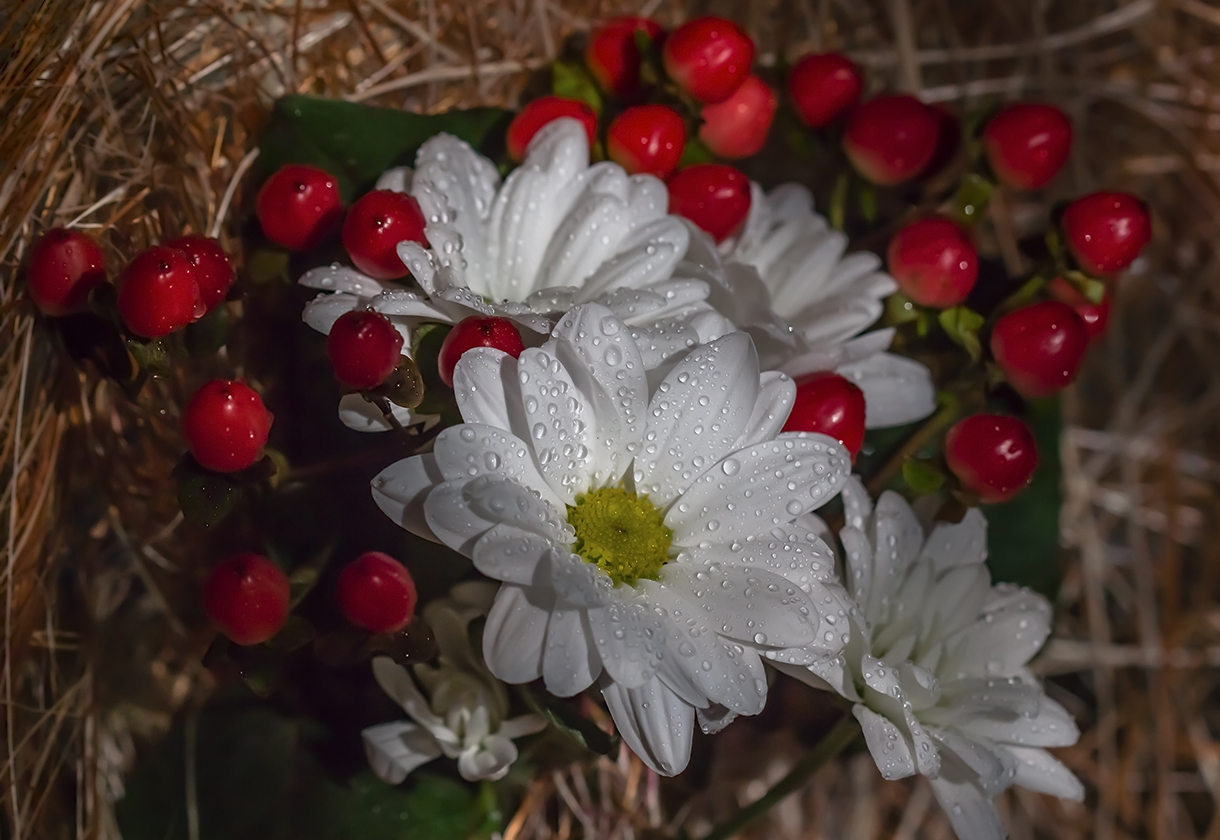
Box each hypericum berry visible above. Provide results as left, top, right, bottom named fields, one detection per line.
left=781, top=372, right=866, bottom=457
left=843, top=95, right=941, bottom=186
left=506, top=97, right=598, bottom=163
left=25, top=228, right=107, bottom=317
left=336, top=551, right=418, bottom=635
left=662, top=16, right=754, bottom=104
left=327, top=310, right=404, bottom=390
left=698, top=75, right=776, bottom=159
left=204, top=552, right=290, bottom=646
left=1061, top=191, right=1151, bottom=276
left=182, top=379, right=274, bottom=473
left=607, top=105, right=686, bottom=179
left=117, top=246, right=202, bottom=338
left=1048, top=277, right=1111, bottom=342
left=887, top=217, right=978, bottom=308
left=256, top=164, right=343, bottom=251
left=666, top=164, right=751, bottom=243
left=341, top=190, right=428, bottom=281
left=164, top=236, right=233, bottom=312
left=990, top=301, right=1088, bottom=398
left=982, top=102, right=1072, bottom=190
left=585, top=16, right=664, bottom=99
left=944, top=414, right=1038, bottom=503
left=787, top=52, right=862, bottom=129
left=437, top=317, right=526, bottom=388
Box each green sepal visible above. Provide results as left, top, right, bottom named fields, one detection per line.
left=520, top=684, right=617, bottom=758
left=938, top=306, right=986, bottom=360
left=953, top=173, right=994, bottom=224
left=902, top=458, right=946, bottom=495
left=173, top=453, right=242, bottom=528
left=552, top=60, right=602, bottom=114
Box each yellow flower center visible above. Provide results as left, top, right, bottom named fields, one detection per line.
left=567, top=487, right=673, bottom=587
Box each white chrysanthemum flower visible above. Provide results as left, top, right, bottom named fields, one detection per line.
left=363, top=581, right=547, bottom=783
left=785, top=478, right=1082, bottom=839
left=370, top=304, right=852, bottom=775
left=699, top=183, right=936, bottom=428
left=300, top=118, right=729, bottom=432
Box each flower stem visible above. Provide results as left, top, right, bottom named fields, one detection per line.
left=700, top=712, right=858, bottom=840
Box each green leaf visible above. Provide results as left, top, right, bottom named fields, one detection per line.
left=552, top=60, right=602, bottom=114
left=857, top=181, right=877, bottom=225
left=266, top=614, right=316, bottom=653
left=520, top=684, right=616, bottom=757
left=937, top=306, right=985, bottom=360
left=286, top=542, right=335, bottom=608
left=259, top=96, right=512, bottom=203
left=828, top=172, right=849, bottom=231
left=1064, top=270, right=1106, bottom=304
left=902, top=458, right=946, bottom=495
left=174, top=454, right=242, bottom=528
left=885, top=292, right=920, bottom=325
left=127, top=337, right=171, bottom=375
left=952, top=173, right=994, bottom=224
left=246, top=247, right=291, bottom=285
left=411, top=323, right=460, bottom=420
left=677, top=137, right=715, bottom=168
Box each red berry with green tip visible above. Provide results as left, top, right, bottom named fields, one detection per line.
left=256, top=164, right=343, bottom=251
left=336, top=551, right=418, bottom=634
left=1061, top=191, right=1151, bottom=276
left=662, top=16, right=754, bottom=104
left=990, top=301, right=1088, bottom=398
left=887, top=217, right=978, bottom=308
left=1048, top=277, right=1111, bottom=342
left=982, top=102, right=1072, bottom=190
left=666, top=164, right=751, bottom=243
left=327, top=310, right=405, bottom=390
left=607, top=105, right=686, bottom=179
left=698, top=74, right=776, bottom=159
left=165, top=235, right=233, bottom=311
left=585, top=16, right=664, bottom=99
left=341, top=190, right=428, bottom=281
left=781, top=371, right=866, bottom=458
left=843, top=95, right=940, bottom=186
left=182, top=379, right=274, bottom=473
left=506, top=97, right=598, bottom=163
left=117, top=246, right=203, bottom=338
left=437, top=316, right=526, bottom=388
left=944, top=413, right=1038, bottom=503
left=25, top=228, right=107, bottom=316
left=788, top=52, right=862, bottom=129
left=205, top=552, right=290, bottom=646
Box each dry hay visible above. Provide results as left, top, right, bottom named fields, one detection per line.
left=1, top=0, right=1218, bottom=838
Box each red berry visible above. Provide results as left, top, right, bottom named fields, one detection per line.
left=256, top=164, right=343, bottom=251
left=1047, top=277, right=1111, bottom=343
left=164, top=236, right=233, bottom=312
left=437, top=317, right=526, bottom=388
left=25, top=228, right=106, bottom=316
left=982, top=102, right=1072, bottom=190
left=336, top=551, right=418, bottom=634
left=607, top=105, right=686, bottom=179
left=327, top=310, right=404, bottom=390
left=341, top=190, right=428, bottom=281
left=666, top=164, right=751, bottom=243
left=887, top=217, right=978, bottom=308
left=1061, top=191, right=1151, bottom=277
left=843, top=95, right=940, bottom=186
left=788, top=52, right=862, bottom=129
left=944, top=414, right=1038, bottom=503
left=182, top=379, right=274, bottom=473
left=117, top=246, right=202, bottom=338
left=204, top=552, right=290, bottom=646
left=990, top=301, right=1088, bottom=398
left=698, top=75, right=776, bottom=159
left=662, top=16, right=755, bottom=104
left=506, top=97, right=598, bottom=163
left=586, top=16, right=665, bottom=99
left=781, top=372, right=866, bottom=457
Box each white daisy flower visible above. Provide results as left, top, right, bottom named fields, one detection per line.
left=362, top=581, right=547, bottom=783
left=698, top=183, right=936, bottom=428
left=301, top=118, right=730, bottom=432
left=784, top=478, right=1082, bottom=839
left=370, top=303, right=852, bottom=775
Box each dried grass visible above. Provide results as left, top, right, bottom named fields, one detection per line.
left=1, top=0, right=1217, bottom=838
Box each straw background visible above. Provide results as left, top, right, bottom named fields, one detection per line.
left=1, top=0, right=1216, bottom=837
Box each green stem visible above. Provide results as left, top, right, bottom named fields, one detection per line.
left=700, top=712, right=858, bottom=840
left=865, top=396, right=965, bottom=498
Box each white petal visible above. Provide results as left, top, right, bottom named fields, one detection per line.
left=864, top=491, right=925, bottom=616
left=840, top=475, right=874, bottom=532
left=371, top=657, right=444, bottom=729
left=412, top=134, right=499, bottom=289
left=853, top=704, right=917, bottom=781
left=516, top=345, right=597, bottom=504
left=838, top=352, right=937, bottom=429
left=601, top=674, right=694, bottom=776
left=362, top=721, right=443, bottom=784
left=840, top=527, right=876, bottom=610
left=691, top=523, right=837, bottom=594
left=457, top=735, right=518, bottom=781
left=920, top=564, right=992, bottom=652
left=731, top=371, right=797, bottom=451
left=958, top=694, right=1080, bottom=748
left=299, top=265, right=384, bottom=296
left=483, top=584, right=553, bottom=684
left=374, top=166, right=413, bottom=193
left=433, top=423, right=561, bottom=509
left=696, top=704, right=738, bottom=735
left=452, top=347, right=517, bottom=431
left=372, top=455, right=443, bottom=541
left=371, top=289, right=450, bottom=320
left=302, top=292, right=360, bottom=335
left=920, top=508, right=988, bottom=572
left=635, top=333, right=761, bottom=507
left=547, top=548, right=615, bottom=608
left=668, top=434, right=851, bottom=542
left=939, top=586, right=1052, bottom=680
left=1006, top=746, right=1085, bottom=800
left=931, top=727, right=1010, bottom=794
left=929, top=758, right=1008, bottom=840
left=663, top=562, right=815, bottom=648
left=472, top=524, right=553, bottom=585
left=578, top=218, right=689, bottom=300
left=542, top=606, right=601, bottom=696
left=793, top=296, right=883, bottom=348
left=498, top=714, right=549, bottom=740
left=629, top=322, right=701, bottom=370
left=338, top=393, right=421, bottom=433
left=585, top=598, right=666, bottom=689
